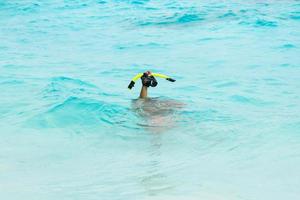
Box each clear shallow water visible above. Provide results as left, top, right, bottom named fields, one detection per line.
left=1, top=0, right=300, bottom=199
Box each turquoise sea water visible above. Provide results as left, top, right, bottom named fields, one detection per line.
left=1, top=1, right=300, bottom=199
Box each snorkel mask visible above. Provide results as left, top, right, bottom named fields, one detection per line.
left=141, top=71, right=158, bottom=88
left=128, top=71, right=176, bottom=89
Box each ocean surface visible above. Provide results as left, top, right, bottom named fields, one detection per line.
left=1, top=0, right=300, bottom=199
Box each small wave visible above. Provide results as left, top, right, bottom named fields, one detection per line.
left=280, top=63, right=292, bottom=68
left=128, top=0, right=150, bottom=5
left=279, top=44, right=296, bottom=49
left=218, top=10, right=238, bottom=19
left=290, top=11, right=300, bottom=20
left=198, top=37, right=215, bottom=42
left=239, top=18, right=278, bottom=28
left=213, top=81, right=239, bottom=88
left=179, top=108, right=238, bottom=124
left=137, top=12, right=205, bottom=27
left=254, top=19, right=278, bottom=27
left=115, top=42, right=167, bottom=50
left=0, top=79, right=24, bottom=85
left=1, top=2, right=41, bottom=15
left=51, top=76, right=98, bottom=88
left=42, top=76, right=99, bottom=100
left=230, top=95, right=273, bottom=106
left=97, top=1, right=107, bottom=4
left=239, top=8, right=259, bottom=14
left=29, top=97, right=129, bottom=128
left=263, top=78, right=285, bottom=86
left=55, top=2, right=89, bottom=10
left=177, top=13, right=203, bottom=23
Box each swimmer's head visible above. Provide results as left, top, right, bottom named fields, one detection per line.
left=141, top=71, right=158, bottom=88
left=128, top=71, right=176, bottom=90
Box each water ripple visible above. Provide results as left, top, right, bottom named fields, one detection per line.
left=29, top=97, right=129, bottom=128
left=137, top=12, right=205, bottom=27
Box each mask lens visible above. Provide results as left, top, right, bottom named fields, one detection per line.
left=144, top=78, right=151, bottom=87
left=150, top=77, right=157, bottom=87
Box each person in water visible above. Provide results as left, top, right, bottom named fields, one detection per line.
left=139, top=71, right=158, bottom=98
left=129, top=71, right=182, bottom=132
left=127, top=70, right=176, bottom=98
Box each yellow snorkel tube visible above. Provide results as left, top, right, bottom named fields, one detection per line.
left=128, top=72, right=176, bottom=89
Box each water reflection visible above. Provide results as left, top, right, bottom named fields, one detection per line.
left=140, top=135, right=175, bottom=197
